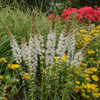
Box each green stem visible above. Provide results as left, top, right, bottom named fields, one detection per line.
left=30, top=79, right=34, bottom=100
left=23, top=80, right=27, bottom=100
left=62, top=84, right=67, bottom=100
left=41, top=72, right=44, bottom=100
left=54, top=79, right=57, bottom=100
left=46, top=92, right=48, bottom=100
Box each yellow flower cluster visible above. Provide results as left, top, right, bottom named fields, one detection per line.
left=90, top=30, right=99, bottom=36
left=75, top=83, right=100, bottom=99
left=73, top=65, right=100, bottom=99
left=85, top=74, right=90, bottom=82
left=0, top=75, right=3, bottom=79
left=76, top=28, right=99, bottom=50
left=96, top=25, right=100, bottom=30
left=79, top=36, right=91, bottom=45
left=80, top=29, right=87, bottom=34
left=84, top=68, right=93, bottom=74
left=75, top=81, right=80, bottom=85
left=74, top=71, right=79, bottom=75
left=23, top=73, right=30, bottom=80
left=1, top=97, right=7, bottom=100
left=84, top=67, right=97, bottom=74
left=0, top=58, right=7, bottom=64
left=61, top=54, right=67, bottom=62
left=88, top=50, right=95, bottom=54
left=80, top=63, right=87, bottom=66
left=67, top=81, right=72, bottom=85
left=8, top=64, right=20, bottom=70
left=91, top=67, right=97, bottom=72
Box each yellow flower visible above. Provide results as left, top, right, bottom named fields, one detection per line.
left=91, top=67, right=97, bottom=72
left=53, top=73, right=56, bottom=77
left=0, top=58, right=7, bottom=64
left=80, top=40, right=86, bottom=45
left=75, top=90, right=78, bottom=93
left=91, top=30, right=95, bottom=34
left=93, top=88, right=99, bottom=92
left=85, top=77, right=90, bottom=81
left=23, top=73, right=30, bottom=80
left=87, top=89, right=91, bottom=93
left=91, top=58, right=93, bottom=60
left=81, top=93, right=86, bottom=97
left=88, top=50, right=95, bottom=54
left=74, top=86, right=80, bottom=93
left=84, top=37, right=90, bottom=42
left=67, top=82, right=72, bottom=85
left=8, top=64, right=20, bottom=70
left=96, top=30, right=99, bottom=33
left=75, top=86, right=80, bottom=89
left=81, top=34, right=86, bottom=37
left=96, top=25, right=100, bottom=30
left=54, top=57, right=58, bottom=60
left=84, top=74, right=89, bottom=77
left=91, top=75, right=99, bottom=81
left=92, top=93, right=100, bottom=98
left=44, top=61, right=46, bottom=64
left=85, top=95, right=89, bottom=99
left=74, top=71, right=79, bottom=75
left=81, top=63, right=86, bottom=66
left=94, top=33, right=99, bottom=36
left=43, top=69, right=46, bottom=73
left=50, top=65, right=53, bottom=69
left=75, top=81, right=80, bottom=85
left=0, top=75, right=3, bottom=79
left=1, top=97, right=7, bottom=100
left=61, top=54, right=67, bottom=62
left=98, top=61, right=100, bottom=63
left=91, top=30, right=99, bottom=34
left=80, top=29, right=87, bottom=33
left=97, top=93, right=100, bottom=97
left=82, top=83, right=85, bottom=87
left=81, top=89, right=85, bottom=93
left=84, top=68, right=93, bottom=74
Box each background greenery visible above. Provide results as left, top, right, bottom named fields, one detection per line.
left=1, top=0, right=100, bottom=14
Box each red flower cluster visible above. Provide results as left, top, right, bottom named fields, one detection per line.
left=49, top=6, right=100, bottom=23
left=48, top=14, right=60, bottom=21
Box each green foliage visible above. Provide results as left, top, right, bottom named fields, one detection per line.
left=56, top=0, right=100, bottom=14
left=1, top=0, right=59, bottom=12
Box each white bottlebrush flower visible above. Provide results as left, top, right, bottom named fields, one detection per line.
left=56, top=31, right=69, bottom=58
left=29, top=33, right=38, bottom=75
left=21, top=38, right=29, bottom=66
left=5, top=26, right=22, bottom=64
left=67, top=34, right=76, bottom=64
left=71, top=50, right=83, bottom=67
left=10, top=37, right=22, bottom=64
left=36, top=33, right=44, bottom=55
left=46, top=27, right=56, bottom=66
